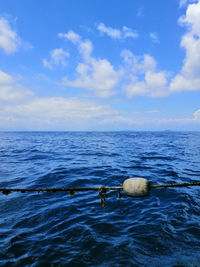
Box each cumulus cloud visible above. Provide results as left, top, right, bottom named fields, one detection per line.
left=170, top=1, right=200, bottom=92
left=97, top=23, right=138, bottom=39
left=121, top=50, right=168, bottom=97
left=63, top=59, right=120, bottom=97
left=121, top=50, right=157, bottom=73
left=52, top=2, right=200, bottom=100
left=120, top=1, right=200, bottom=98
left=0, top=69, right=33, bottom=101
left=60, top=30, right=121, bottom=97
left=124, top=71, right=168, bottom=98
left=43, top=48, right=69, bottom=69
left=0, top=17, right=21, bottom=54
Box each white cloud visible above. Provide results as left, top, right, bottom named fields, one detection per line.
left=43, top=48, right=69, bottom=69
left=0, top=78, right=199, bottom=130
left=79, top=40, right=93, bottom=60
left=121, top=50, right=157, bottom=73
left=58, top=2, right=200, bottom=100
left=63, top=59, right=120, bottom=97
left=0, top=69, right=13, bottom=84
left=121, top=50, right=168, bottom=97
left=0, top=70, right=126, bottom=130
left=0, top=17, right=21, bottom=54
left=97, top=23, right=121, bottom=39
left=120, top=1, right=200, bottom=98
left=123, top=26, right=138, bottom=39
left=58, top=30, right=81, bottom=44
left=0, top=85, right=32, bottom=102
left=170, top=75, right=200, bottom=92
left=0, top=97, right=119, bottom=130
left=170, top=1, right=200, bottom=92
left=60, top=30, right=121, bottom=97
left=124, top=71, right=168, bottom=98
left=97, top=23, right=138, bottom=39
left=144, top=71, right=168, bottom=97
left=4, top=97, right=115, bottom=119
left=149, top=32, right=159, bottom=44
left=58, top=30, right=93, bottom=59
left=0, top=69, right=33, bottom=101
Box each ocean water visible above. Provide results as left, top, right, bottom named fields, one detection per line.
left=0, top=131, right=200, bottom=266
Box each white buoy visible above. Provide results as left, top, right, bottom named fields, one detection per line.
left=123, top=177, right=150, bottom=197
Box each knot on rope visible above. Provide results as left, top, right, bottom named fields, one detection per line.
left=98, top=187, right=107, bottom=208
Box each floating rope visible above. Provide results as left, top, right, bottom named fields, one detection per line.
left=151, top=181, right=200, bottom=188
left=0, top=186, right=122, bottom=194
left=1, top=180, right=200, bottom=207
left=0, top=186, right=123, bottom=207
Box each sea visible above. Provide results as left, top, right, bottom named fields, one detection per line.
left=0, top=131, right=200, bottom=266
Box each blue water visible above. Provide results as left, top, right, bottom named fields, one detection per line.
left=0, top=132, right=200, bottom=266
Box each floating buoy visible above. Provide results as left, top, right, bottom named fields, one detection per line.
left=123, top=177, right=150, bottom=197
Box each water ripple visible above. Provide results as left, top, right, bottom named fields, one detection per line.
left=0, top=131, right=200, bottom=266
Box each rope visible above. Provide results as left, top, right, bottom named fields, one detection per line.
left=0, top=186, right=123, bottom=207
left=0, top=186, right=122, bottom=194
left=1, top=181, right=200, bottom=207
left=150, top=181, right=200, bottom=188
left=0, top=181, right=200, bottom=194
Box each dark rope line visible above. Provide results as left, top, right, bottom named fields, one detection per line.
left=150, top=181, right=200, bottom=188
left=1, top=182, right=200, bottom=207
left=0, top=181, right=200, bottom=194
left=0, top=186, right=123, bottom=194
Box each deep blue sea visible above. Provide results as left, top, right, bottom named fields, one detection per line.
left=0, top=131, right=200, bottom=266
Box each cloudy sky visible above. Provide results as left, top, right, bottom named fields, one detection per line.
left=0, top=0, right=200, bottom=131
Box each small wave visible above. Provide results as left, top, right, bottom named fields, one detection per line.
left=0, top=131, right=200, bottom=266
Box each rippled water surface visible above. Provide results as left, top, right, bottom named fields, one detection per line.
left=0, top=131, right=200, bottom=266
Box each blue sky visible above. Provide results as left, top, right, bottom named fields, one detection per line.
left=0, top=0, right=200, bottom=130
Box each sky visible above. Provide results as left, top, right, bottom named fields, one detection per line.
left=0, top=0, right=200, bottom=131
